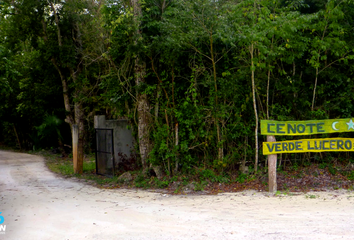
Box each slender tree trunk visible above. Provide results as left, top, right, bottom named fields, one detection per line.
left=311, top=67, right=319, bottom=111
left=267, top=69, right=271, bottom=120
left=175, top=122, right=179, bottom=173
left=155, top=84, right=161, bottom=125
left=13, top=124, right=21, bottom=150
left=210, top=33, right=223, bottom=161
left=49, top=2, right=84, bottom=173
left=165, top=109, right=171, bottom=174
left=312, top=21, right=328, bottom=111
left=74, top=118, right=84, bottom=174
left=250, top=43, right=259, bottom=173
left=266, top=36, right=274, bottom=120
left=51, top=59, right=74, bottom=125
left=241, top=136, right=247, bottom=174
left=133, top=0, right=151, bottom=169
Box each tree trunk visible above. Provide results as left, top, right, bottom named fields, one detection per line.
left=13, top=123, right=21, bottom=150
left=250, top=43, right=259, bottom=173
left=175, top=122, right=179, bottom=173
left=266, top=36, right=274, bottom=120
left=133, top=0, right=151, bottom=169
left=49, top=1, right=85, bottom=173
left=51, top=59, right=74, bottom=125
left=312, top=21, right=328, bottom=112
left=73, top=82, right=85, bottom=174
left=241, top=136, right=247, bottom=174
left=135, top=61, right=151, bottom=169
left=311, top=67, right=319, bottom=111
left=267, top=69, right=271, bottom=120
left=210, top=33, right=223, bottom=161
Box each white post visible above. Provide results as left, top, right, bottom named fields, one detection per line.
left=72, top=124, right=79, bottom=174
left=267, top=135, right=277, bottom=193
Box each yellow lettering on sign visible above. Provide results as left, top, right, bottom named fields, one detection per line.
left=263, top=138, right=354, bottom=155
left=261, top=118, right=354, bottom=135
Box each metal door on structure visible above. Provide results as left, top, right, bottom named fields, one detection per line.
left=95, top=128, right=115, bottom=177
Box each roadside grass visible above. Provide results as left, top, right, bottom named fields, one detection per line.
left=41, top=151, right=94, bottom=175
left=42, top=152, right=95, bottom=176
left=39, top=150, right=123, bottom=187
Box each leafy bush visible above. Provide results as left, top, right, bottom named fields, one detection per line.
left=194, top=181, right=208, bottom=191
left=348, top=171, right=354, bottom=181
left=328, top=166, right=337, bottom=175
left=154, top=178, right=170, bottom=189
left=235, top=173, right=247, bottom=183
left=199, top=169, right=216, bottom=181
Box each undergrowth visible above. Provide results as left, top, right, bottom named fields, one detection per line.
left=29, top=150, right=354, bottom=194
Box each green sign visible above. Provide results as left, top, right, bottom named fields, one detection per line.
left=261, top=118, right=354, bottom=136
left=263, top=138, right=354, bottom=155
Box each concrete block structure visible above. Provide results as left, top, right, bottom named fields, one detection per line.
left=94, top=115, right=135, bottom=171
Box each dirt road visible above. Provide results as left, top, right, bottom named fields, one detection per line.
left=0, top=150, right=354, bottom=240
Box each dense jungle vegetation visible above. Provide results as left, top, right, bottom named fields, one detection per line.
left=1, top=0, right=354, bottom=186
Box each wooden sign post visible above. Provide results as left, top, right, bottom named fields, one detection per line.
left=267, top=135, right=277, bottom=193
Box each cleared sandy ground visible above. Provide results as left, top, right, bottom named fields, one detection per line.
left=0, top=150, right=354, bottom=240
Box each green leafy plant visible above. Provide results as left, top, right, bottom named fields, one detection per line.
left=182, top=176, right=190, bottom=186
left=319, top=163, right=327, bottom=169
left=199, top=169, right=216, bottom=181
left=348, top=171, right=354, bottom=181
left=154, top=177, right=170, bottom=189
left=194, top=181, right=208, bottom=191
left=328, top=166, right=337, bottom=176
left=134, top=179, right=150, bottom=189
left=306, top=194, right=317, bottom=199
left=235, top=173, right=247, bottom=184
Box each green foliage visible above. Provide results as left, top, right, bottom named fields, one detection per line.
left=197, top=169, right=230, bottom=183
left=291, top=163, right=300, bottom=171
left=194, top=181, right=208, bottom=192
left=134, top=174, right=150, bottom=189
left=34, top=115, right=64, bottom=150
left=199, top=169, right=216, bottom=181
left=306, top=194, right=317, bottom=199
left=348, top=171, right=354, bottom=181
left=319, top=163, right=327, bottom=169
left=154, top=177, right=170, bottom=189
left=2, top=0, right=354, bottom=178
left=328, top=165, right=337, bottom=176
left=182, top=176, right=190, bottom=186
left=235, top=173, right=248, bottom=184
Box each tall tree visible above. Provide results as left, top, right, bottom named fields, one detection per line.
left=132, top=0, right=152, bottom=169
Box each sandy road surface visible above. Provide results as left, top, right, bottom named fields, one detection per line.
left=0, top=150, right=354, bottom=240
